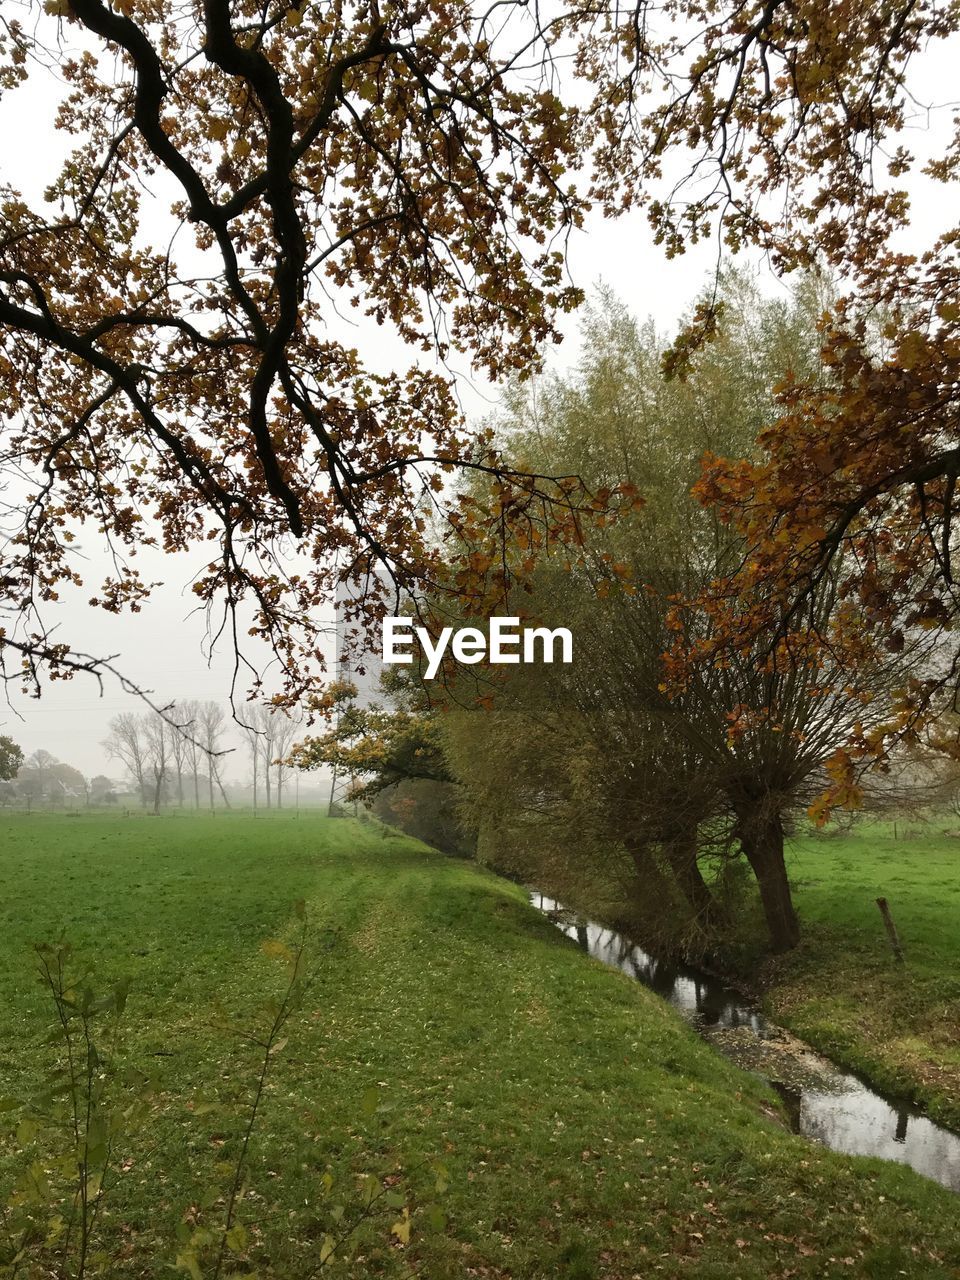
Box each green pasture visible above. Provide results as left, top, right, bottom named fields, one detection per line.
left=767, top=821, right=960, bottom=1131
left=0, top=812, right=958, bottom=1278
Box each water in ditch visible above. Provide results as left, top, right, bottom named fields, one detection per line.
left=531, top=894, right=960, bottom=1194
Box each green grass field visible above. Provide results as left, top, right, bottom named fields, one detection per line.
left=1, top=812, right=959, bottom=1278
left=767, top=821, right=960, bottom=1130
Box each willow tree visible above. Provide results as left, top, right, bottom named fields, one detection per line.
left=438, top=278, right=928, bottom=951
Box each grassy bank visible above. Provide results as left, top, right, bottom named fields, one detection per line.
left=1, top=812, right=959, bottom=1278
left=760, top=821, right=960, bottom=1132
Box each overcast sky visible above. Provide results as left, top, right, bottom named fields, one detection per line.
left=1, top=23, right=956, bottom=778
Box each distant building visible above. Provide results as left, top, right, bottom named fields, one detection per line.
left=334, top=567, right=396, bottom=709
left=328, top=566, right=396, bottom=812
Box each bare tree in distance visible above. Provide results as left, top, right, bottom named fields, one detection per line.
left=168, top=705, right=189, bottom=808
left=244, top=706, right=277, bottom=811
left=243, top=718, right=261, bottom=815
left=143, top=714, right=170, bottom=815
left=103, top=715, right=147, bottom=806
left=198, top=702, right=231, bottom=811
left=239, top=705, right=301, bottom=811
left=177, top=700, right=204, bottom=810
left=260, top=715, right=276, bottom=812
left=271, top=711, right=302, bottom=810
left=103, top=703, right=233, bottom=811
left=27, top=750, right=56, bottom=802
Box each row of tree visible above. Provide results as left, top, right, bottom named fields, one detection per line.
left=103, top=704, right=231, bottom=814
left=0, top=701, right=309, bottom=814
left=103, top=702, right=303, bottom=813
left=239, top=705, right=302, bottom=812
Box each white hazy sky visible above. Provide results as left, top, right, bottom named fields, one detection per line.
left=1, top=20, right=956, bottom=777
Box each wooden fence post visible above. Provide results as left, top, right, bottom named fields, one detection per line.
left=876, top=897, right=905, bottom=963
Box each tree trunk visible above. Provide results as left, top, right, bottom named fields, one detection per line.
left=736, top=806, right=800, bottom=952
left=663, top=827, right=720, bottom=927
left=215, top=765, right=231, bottom=809
left=624, top=835, right=676, bottom=907
left=193, top=768, right=200, bottom=809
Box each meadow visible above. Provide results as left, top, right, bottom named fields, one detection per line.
left=766, top=821, right=960, bottom=1131
left=1, top=811, right=959, bottom=1278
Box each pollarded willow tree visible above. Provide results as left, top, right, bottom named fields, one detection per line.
left=434, top=279, right=933, bottom=951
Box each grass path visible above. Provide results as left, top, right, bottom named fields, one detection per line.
left=1, top=812, right=959, bottom=1278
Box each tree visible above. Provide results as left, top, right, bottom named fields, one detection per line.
left=103, top=713, right=147, bottom=804
left=240, top=703, right=300, bottom=808
left=14, top=760, right=43, bottom=807
left=240, top=705, right=274, bottom=809
left=198, top=702, right=230, bottom=810
left=14, top=751, right=88, bottom=807
left=579, top=0, right=960, bottom=776
left=689, top=326, right=960, bottom=798
left=292, top=677, right=451, bottom=802
left=143, top=713, right=171, bottom=814
left=260, top=714, right=276, bottom=812
left=89, top=774, right=118, bottom=805
left=586, top=0, right=956, bottom=277
left=0, top=735, right=23, bottom=782
left=4, top=0, right=956, bottom=754
left=270, top=709, right=302, bottom=808
left=0, top=0, right=601, bottom=704
left=243, top=717, right=261, bottom=814
left=27, top=749, right=57, bottom=797
left=177, top=700, right=204, bottom=809
left=50, top=760, right=87, bottom=804
left=437, top=282, right=923, bottom=950
left=168, top=703, right=190, bottom=807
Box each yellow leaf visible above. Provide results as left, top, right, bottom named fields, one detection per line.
left=391, top=1208, right=411, bottom=1245
left=897, top=330, right=927, bottom=370
left=261, top=939, right=293, bottom=963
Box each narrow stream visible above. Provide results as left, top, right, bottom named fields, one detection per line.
left=531, top=893, right=960, bottom=1194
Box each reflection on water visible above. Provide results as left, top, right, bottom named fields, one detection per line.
left=532, top=893, right=960, bottom=1194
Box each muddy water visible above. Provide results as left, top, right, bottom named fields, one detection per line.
left=532, top=894, right=960, bottom=1194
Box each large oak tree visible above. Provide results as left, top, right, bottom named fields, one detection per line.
left=0, top=0, right=594, bottom=700
left=2, top=0, right=957, bottom=729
